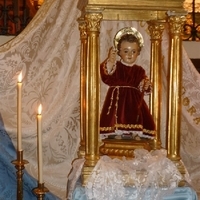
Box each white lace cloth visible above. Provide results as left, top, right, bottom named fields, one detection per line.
left=67, top=149, right=185, bottom=200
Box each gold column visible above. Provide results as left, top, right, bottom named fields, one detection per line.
left=81, top=12, right=102, bottom=185
left=78, top=18, right=87, bottom=158
left=167, top=13, right=186, bottom=180
left=148, top=21, right=165, bottom=150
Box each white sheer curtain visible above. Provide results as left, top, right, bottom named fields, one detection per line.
left=0, top=0, right=200, bottom=199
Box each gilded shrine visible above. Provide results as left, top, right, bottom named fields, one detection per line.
left=77, top=0, right=187, bottom=185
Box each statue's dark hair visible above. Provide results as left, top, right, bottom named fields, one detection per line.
left=117, top=34, right=141, bottom=52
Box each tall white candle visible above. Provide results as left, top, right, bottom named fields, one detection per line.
left=17, top=72, right=22, bottom=151
left=37, top=104, right=43, bottom=184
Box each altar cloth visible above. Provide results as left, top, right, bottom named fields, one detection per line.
left=67, top=152, right=198, bottom=200
left=71, top=179, right=198, bottom=200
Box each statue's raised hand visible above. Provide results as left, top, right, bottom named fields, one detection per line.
left=108, top=47, right=117, bottom=64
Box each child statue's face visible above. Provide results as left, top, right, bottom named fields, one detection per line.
left=118, top=41, right=140, bottom=65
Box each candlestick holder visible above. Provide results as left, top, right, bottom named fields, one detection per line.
left=32, top=182, right=49, bottom=200
left=11, top=150, right=29, bottom=200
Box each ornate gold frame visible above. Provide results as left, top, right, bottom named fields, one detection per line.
left=77, top=0, right=187, bottom=185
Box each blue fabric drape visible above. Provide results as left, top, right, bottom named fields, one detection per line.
left=0, top=122, right=60, bottom=200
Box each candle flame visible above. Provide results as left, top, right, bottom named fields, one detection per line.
left=38, top=104, right=42, bottom=115
left=18, top=72, right=22, bottom=82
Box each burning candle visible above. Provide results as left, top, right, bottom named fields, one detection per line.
left=37, top=104, right=43, bottom=184
left=17, top=72, right=22, bottom=151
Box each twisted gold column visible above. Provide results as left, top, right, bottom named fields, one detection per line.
left=12, top=150, right=29, bottom=200
left=167, top=14, right=186, bottom=182
left=148, top=21, right=165, bottom=150
left=78, top=18, right=87, bottom=158
left=81, top=12, right=102, bottom=185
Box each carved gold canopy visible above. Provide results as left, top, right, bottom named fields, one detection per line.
left=78, top=0, right=186, bottom=20
left=77, top=0, right=187, bottom=185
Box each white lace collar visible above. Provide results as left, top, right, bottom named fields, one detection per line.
left=120, top=59, right=135, bottom=67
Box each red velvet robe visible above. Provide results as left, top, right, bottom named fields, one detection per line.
left=100, top=60, right=155, bottom=138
